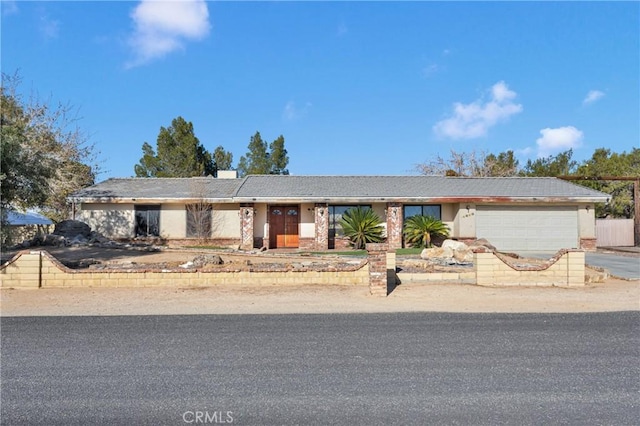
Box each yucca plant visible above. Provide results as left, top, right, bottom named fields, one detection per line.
left=339, top=207, right=385, bottom=250
left=403, top=215, right=450, bottom=248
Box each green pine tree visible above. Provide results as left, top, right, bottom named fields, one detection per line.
left=237, top=132, right=290, bottom=177
left=134, top=116, right=215, bottom=177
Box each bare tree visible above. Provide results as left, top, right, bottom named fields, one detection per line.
left=415, top=149, right=519, bottom=177
left=185, top=178, right=213, bottom=244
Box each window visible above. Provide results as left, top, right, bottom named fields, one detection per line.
left=403, top=205, right=441, bottom=220
left=135, top=205, right=160, bottom=237
left=186, top=204, right=212, bottom=238
left=328, top=205, right=372, bottom=237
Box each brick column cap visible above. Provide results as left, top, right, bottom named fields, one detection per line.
left=366, top=243, right=389, bottom=252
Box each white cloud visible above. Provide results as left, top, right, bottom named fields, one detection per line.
left=127, top=0, right=211, bottom=68
left=283, top=101, right=312, bottom=121
left=583, top=90, right=605, bottom=105
left=433, top=81, right=523, bottom=139
left=37, top=9, right=60, bottom=40
left=422, top=63, right=439, bottom=78
left=536, top=126, right=584, bottom=157
left=2, top=1, right=19, bottom=16
left=422, top=49, right=451, bottom=78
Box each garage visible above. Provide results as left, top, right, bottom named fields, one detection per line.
left=476, top=205, right=579, bottom=252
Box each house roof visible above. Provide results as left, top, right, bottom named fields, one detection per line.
left=7, top=211, right=53, bottom=226
left=70, top=177, right=242, bottom=202
left=233, top=175, right=610, bottom=202
left=70, top=175, right=610, bottom=204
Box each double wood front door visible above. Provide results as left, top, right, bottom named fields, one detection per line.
left=269, top=206, right=299, bottom=248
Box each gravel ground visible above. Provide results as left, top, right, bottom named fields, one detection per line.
left=1, top=277, right=637, bottom=317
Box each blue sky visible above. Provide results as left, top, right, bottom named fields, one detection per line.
left=2, top=1, right=638, bottom=180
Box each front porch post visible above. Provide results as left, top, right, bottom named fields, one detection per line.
left=240, top=203, right=255, bottom=250
left=386, top=202, right=403, bottom=249
left=314, top=203, right=329, bottom=251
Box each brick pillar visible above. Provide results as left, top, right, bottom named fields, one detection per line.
left=366, top=243, right=389, bottom=296
left=239, top=204, right=255, bottom=250
left=386, top=202, right=403, bottom=249
left=473, top=247, right=494, bottom=287
left=314, top=203, right=329, bottom=251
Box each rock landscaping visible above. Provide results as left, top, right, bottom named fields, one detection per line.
left=4, top=221, right=602, bottom=283
left=394, top=238, right=491, bottom=273
left=7, top=219, right=162, bottom=252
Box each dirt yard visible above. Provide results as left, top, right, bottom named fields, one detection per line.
left=1, top=246, right=638, bottom=316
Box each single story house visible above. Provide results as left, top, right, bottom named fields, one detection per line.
left=69, top=174, right=610, bottom=252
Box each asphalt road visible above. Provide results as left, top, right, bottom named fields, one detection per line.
left=2, top=313, right=638, bottom=425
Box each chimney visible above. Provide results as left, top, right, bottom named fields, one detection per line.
left=217, top=170, right=238, bottom=179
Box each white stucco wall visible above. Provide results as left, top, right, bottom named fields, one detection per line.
left=452, top=203, right=476, bottom=239
left=164, top=203, right=242, bottom=239
left=214, top=204, right=241, bottom=239
left=440, top=203, right=455, bottom=236
left=370, top=203, right=388, bottom=235
left=299, top=203, right=315, bottom=238
left=578, top=204, right=596, bottom=238
left=252, top=204, right=266, bottom=240
left=78, top=203, right=134, bottom=238
left=78, top=200, right=598, bottom=245
left=160, top=204, right=186, bottom=238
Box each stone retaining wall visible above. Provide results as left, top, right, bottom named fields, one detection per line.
left=397, top=272, right=476, bottom=284
left=1, top=248, right=587, bottom=291
left=0, top=251, right=369, bottom=289
left=474, top=249, right=585, bottom=287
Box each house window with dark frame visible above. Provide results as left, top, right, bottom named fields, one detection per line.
left=186, top=204, right=212, bottom=238
left=403, top=205, right=442, bottom=220
left=328, top=205, right=372, bottom=237
left=134, top=205, right=160, bottom=237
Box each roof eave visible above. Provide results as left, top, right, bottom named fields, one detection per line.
left=71, top=197, right=236, bottom=204
left=232, top=195, right=610, bottom=204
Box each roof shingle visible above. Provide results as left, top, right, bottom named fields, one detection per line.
left=234, top=175, right=609, bottom=201
left=70, top=175, right=610, bottom=202
left=70, top=177, right=241, bottom=200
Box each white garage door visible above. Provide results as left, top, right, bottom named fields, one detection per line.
left=476, top=205, right=578, bottom=251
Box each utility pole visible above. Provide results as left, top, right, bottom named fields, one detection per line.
left=559, top=176, right=640, bottom=246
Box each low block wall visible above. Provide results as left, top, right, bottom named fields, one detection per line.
left=0, top=251, right=369, bottom=289
left=397, top=272, right=476, bottom=284
left=474, top=249, right=585, bottom=287
left=1, top=249, right=587, bottom=291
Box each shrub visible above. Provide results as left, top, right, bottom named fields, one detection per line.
left=339, top=207, right=385, bottom=250
left=403, top=215, right=450, bottom=248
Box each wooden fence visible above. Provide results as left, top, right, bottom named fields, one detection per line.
left=596, top=219, right=634, bottom=247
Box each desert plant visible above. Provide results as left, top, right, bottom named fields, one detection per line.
left=403, top=215, right=450, bottom=248
left=339, top=207, right=385, bottom=250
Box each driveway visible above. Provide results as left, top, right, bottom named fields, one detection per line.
left=518, top=249, right=640, bottom=280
